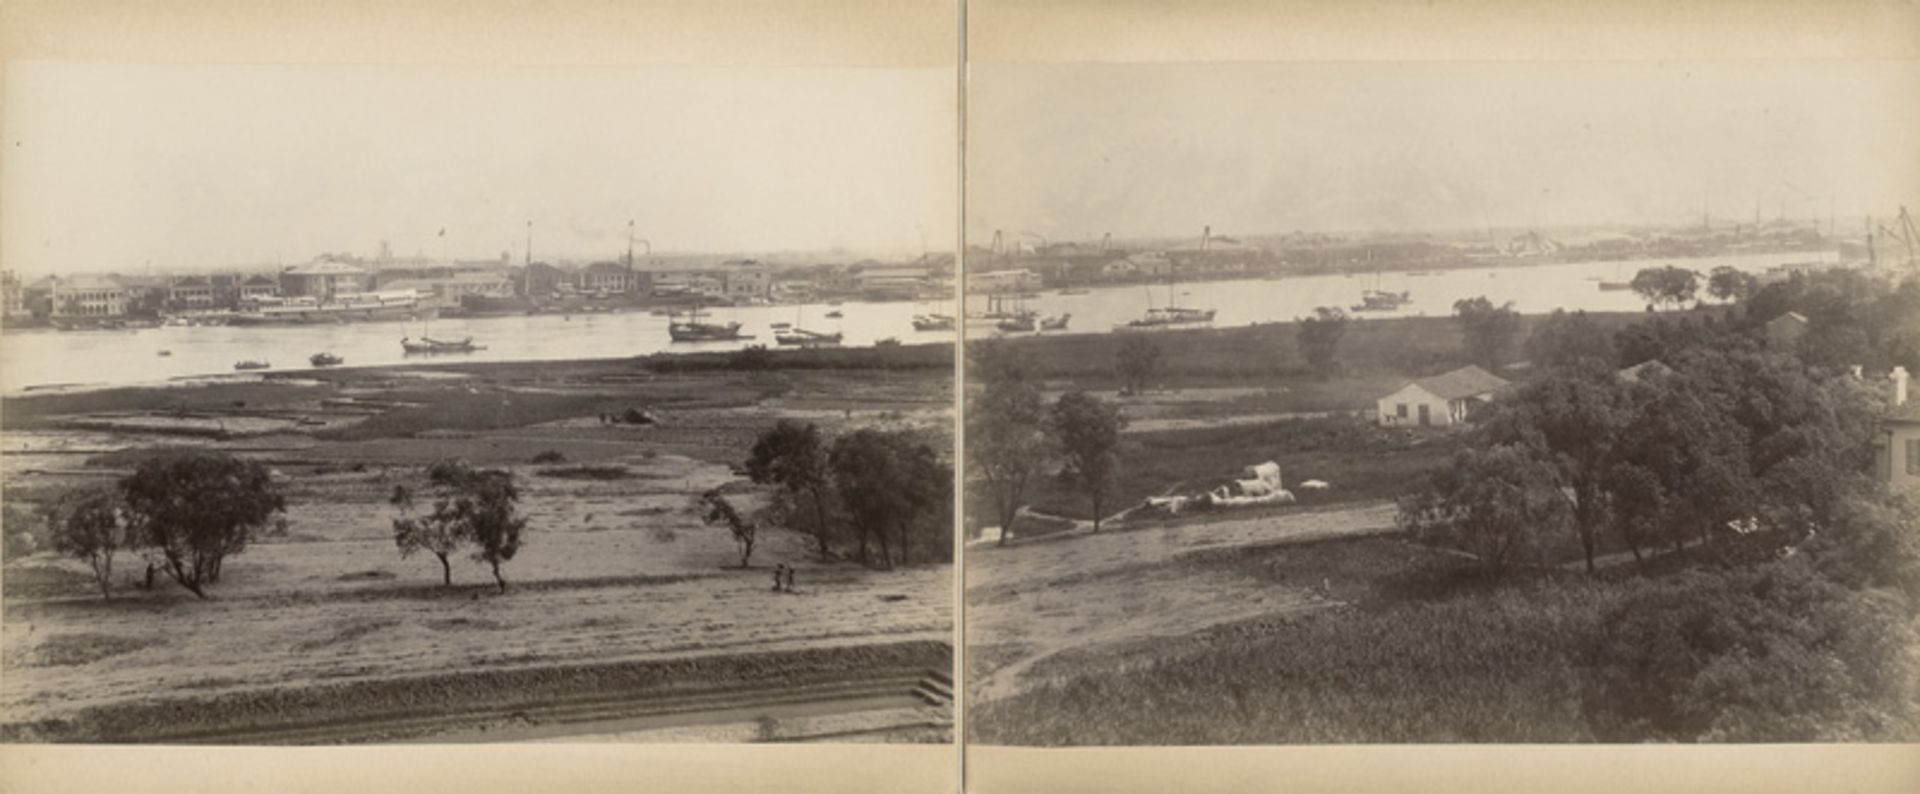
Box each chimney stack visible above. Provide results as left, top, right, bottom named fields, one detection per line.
left=1894, top=366, right=1910, bottom=406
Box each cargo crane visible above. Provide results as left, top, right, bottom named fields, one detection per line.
left=1871, top=205, right=1919, bottom=271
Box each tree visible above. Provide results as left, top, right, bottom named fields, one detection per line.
left=390, top=482, right=466, bottom=587
left=745, top=420, right=836, bottom=560
left=1707, top=266, right=1758, bottom=304
left=1397, top=445, right=1566, bottom=573
left=411, top=460, right=528, bottom=593
left=967, top=343, right=1051, bottom=546
left=1453, top=296, right=1522, bottom=370
left=699, top=490, right=758, bottom=568
left=1630, top=266, right=1701, bottom=310
left=48, top=487, right=130, bottom=600
left=1603, top=373, right=1757, bottom=559
left=1524, top=309, right=1617, bottom=372
left=829, top=429, right=948, bottom=568
left=118, top=451, right=283, bottom=598
left=457, top=466, right=527, bottom=593
left=1480, top=370, right=1637, bottom=573
left=1115, top=336, right=1162, bottom=395
left=1583, top=561, right=1920, bottom=742
left=1051, top=391, right=1128, bottom=531
left=1296, top=306, right=1348, bottom=378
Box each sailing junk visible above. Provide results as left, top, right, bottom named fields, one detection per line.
left=667, top=304, right=747, bottom=342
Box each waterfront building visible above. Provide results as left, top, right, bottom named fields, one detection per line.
left=281, top=258, right=372, bottom=299
left=36, top=274, right=131, bottom=318
left=167, top=276, right=217, bottom=309
left=1376, top=365, right=1510, bottom=427
left=966, top=268, right=1042, bottom=294
left=381, top=269, right=517, bottom=309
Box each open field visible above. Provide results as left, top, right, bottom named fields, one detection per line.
left=1, top=352, right=953, bottom=742
left=965, top=501, right=1404, bottom=704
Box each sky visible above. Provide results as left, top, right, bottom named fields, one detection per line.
left=966, top=61, right=1920, bottom=246
left=2, top=62, right=957, bottom=276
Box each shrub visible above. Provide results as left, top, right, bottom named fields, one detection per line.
left=1582, top=561, right=1920, bottom=742
left=530, top=450, right=567, bottom=464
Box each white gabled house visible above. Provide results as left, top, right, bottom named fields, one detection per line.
left=1376, top=365, right=1511, bottom=427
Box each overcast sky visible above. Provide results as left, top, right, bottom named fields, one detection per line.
left=3, top=62, right=957, bottom=276
left=967, top=61, right=1920, bottom=245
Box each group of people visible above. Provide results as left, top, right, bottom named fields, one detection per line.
left=771, top=563, right=799, bottom=593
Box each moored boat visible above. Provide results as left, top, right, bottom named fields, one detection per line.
left=234, top=359, right=271, bottom=371
left=310, top=352, right=344, bottom=367
left=400, top=336, right=483, bottom=354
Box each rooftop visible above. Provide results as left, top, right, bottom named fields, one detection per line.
left=1411, top=365, right=1511, bottom=401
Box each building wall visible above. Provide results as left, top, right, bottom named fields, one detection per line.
left=51, top=287, right=128, bottom=317
left=1376, top=384, right=1492, bottom=427
left=1377, top=384, right=1456, bottom=427
left=1880, top=423, right=1920, bottom=492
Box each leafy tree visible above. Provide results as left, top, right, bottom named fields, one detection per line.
left=47, top=487, right=131, bottom=600
left=699, top=490, right=758, bottom=568
left=390, top=482, right=467, bottom=586
left=1295, top=306, right=1348, bottom=378
left=745, top=420, right=836, bottom=560
left=1707, top=266, right=1758, bottom=303
left=1397, top=445, right=1566, bottom=573
left=829, top=428, right=948, bottom=568
left=1524, top=309, right=1617, bottom=372
left=1452, top=296, right=1522, bottom=370
left=1613, top=315, right=1745, bottom=371
left=1050, top=391, right=1128, bottom=532
left=1115, top=336, right=1163, bottom=396
left=416, top=460, right=528, bottom=593
left=118, top=451, right=284, bottom=598
left=1583, top=561, right=1920, bottom=742
left=967, top=343, right=1051, bottom=546
left=1603, top=374, right=1757, bottom=559
left=1630, top=266, right=1701, bottom=310
left=1480, top=370, right=1637, bottom=573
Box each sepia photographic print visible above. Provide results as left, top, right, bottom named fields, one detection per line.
left=0, top=45, right=958, bottom=749
left=6, top=0, right=1920, bottom=793
left=963, top=55, right=1920, bottom=748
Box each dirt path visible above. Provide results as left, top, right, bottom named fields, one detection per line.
left=965, top=502, right=1400, bottom=703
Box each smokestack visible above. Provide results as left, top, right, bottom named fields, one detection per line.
left=1202, top=225, right=1211, bottom=252
left=1894, top=366, right=1910, bottom=406
left=1101, top=232, right=1110, bottom=252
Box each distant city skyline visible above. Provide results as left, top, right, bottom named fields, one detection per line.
left=2, top=62, right=957, bottom=278
left=967, top=60, right=1920, bottom=245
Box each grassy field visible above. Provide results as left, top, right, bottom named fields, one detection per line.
left=0, top=355, right=954, bottom=741
left=972, top=311, right=1647, bottom=388
left=1015, top=415, right=1462, bottom=524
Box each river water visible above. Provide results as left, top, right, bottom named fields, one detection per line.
left=1, top=251, right=1821, bottom=393
left=964, top=251, right=1820, bottom=336
left=0, top=298, right=958, bottom=393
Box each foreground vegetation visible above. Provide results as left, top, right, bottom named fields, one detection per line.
left=971, top=269, right=1920, bottom=744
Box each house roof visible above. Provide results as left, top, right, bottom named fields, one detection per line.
left=1409, top=365, right=1511, bottom=401
left=1769, top=311, right=1808, bottom=326
left=242, top=274, right=279, bottom=286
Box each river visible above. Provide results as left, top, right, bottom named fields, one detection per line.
left=1, top=251, right=1824, bottom=393
left=964, top=251, right=1823, bottom=335
left=0, top=298, right=957, bottom=393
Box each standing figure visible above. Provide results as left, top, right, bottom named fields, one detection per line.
left=772, top=563, right=787, bottom=592
left=783, top=565, right=797, bottom=593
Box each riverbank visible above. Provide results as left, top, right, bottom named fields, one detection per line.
left=0, top=344, right=954, bottom=743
